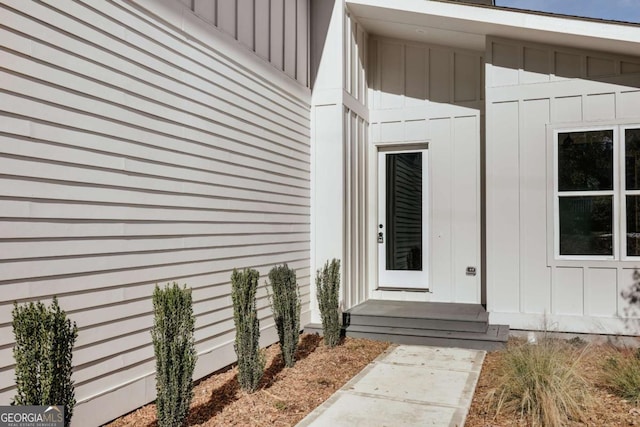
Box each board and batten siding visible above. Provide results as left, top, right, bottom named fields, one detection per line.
left=344, top=9, right=368, bottom=107
left=311, top=6, right=369, bottom=321
left=368, top=37, right=483, bottom=304
left=342, top=11, right=369, bottom=311
left=344, top=106, right=369, bottom=309
left=183, top=0, right=309, bottom=86
left=486, top=36, right=640, bottom=333
left=0, top=0, right=311, bottom=425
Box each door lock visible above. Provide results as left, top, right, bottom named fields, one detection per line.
left=378, top=232, right=384, bottom=243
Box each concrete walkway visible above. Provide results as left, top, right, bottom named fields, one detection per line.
left=296, top=345, right=485, bottom=427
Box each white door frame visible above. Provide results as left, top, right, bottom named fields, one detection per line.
left=377, top=148, right=429, bottom=289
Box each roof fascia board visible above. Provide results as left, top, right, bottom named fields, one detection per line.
left=346, top=0, right=640, bottom=45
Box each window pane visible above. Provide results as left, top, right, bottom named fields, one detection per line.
left=626, top=128, right=640, bottom=190
left=386, top=152, right=422, bottom=271
left=558, top=130, right=613, bottom=191
left=628, top=195, right=640, bottom=257
left=559, top=196, right=613, bottom=256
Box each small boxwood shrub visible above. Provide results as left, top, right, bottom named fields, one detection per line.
left=12, top=297, right=78, bottom=427
left=151, top=283, right=197, bottom=427
left=231, top=268, right=265, bottom=392
left=316, top=259, right=341, bottom=348
left=268, top=264, right=301, bottom=368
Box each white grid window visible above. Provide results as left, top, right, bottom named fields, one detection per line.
left=554, top=125, right=640, bottom=259
left=623, top=126, right=640, bottom=258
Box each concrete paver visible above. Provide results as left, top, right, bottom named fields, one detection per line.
left=296, top=345, right=485, bottom=427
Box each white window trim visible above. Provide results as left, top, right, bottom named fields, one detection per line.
left=622, top=124, right=640, bottom=260
left=550, top=122, right=640, bottom=264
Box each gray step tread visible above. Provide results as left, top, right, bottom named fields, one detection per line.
left=346, top=300, right=489, bottom=323
left=346, top=315, right=489, bottom=333
left=303, top=322, right=509, bottom=351
left=346, top=324, right=509, bottom=342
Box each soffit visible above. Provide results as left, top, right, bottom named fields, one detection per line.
left=347, top=0, right=640, bottom=55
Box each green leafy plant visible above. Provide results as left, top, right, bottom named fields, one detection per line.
left=486, top=338, right=592, bottom=426
left=316, top=259, right=341, bottom=347
left=602, top=347, right=640, bottom=404
left=267, top=264, right=301, bottom=368
left=151, top=283, right=197, bottom=427
left=12, top=297, right=78, bottom=427
left=231, top=268, right=265, bottom=392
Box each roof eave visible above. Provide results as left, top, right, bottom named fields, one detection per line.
left=347, top=0, right=640, bottom=55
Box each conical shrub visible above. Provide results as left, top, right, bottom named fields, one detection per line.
left=12, top=297, right=78, bottom=427
left=231, top=268, right=265, bottom=392
left=316, top=259, right=341, bottom=347
left=151, top=283, right=197, bottom=427
left=268, top=264, right=301, bottom=368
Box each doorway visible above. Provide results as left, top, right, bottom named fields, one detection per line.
left=377, top=149, right=429, bottom=289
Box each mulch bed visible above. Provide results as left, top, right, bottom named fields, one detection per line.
left=105, top=334, right=390, bottom=427
left=466, top=340, right=640, bottom=426
left=107, top=335, right=640, bottom=426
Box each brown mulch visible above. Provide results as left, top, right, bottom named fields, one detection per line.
left=466, top=340, right=640, bottom=427
left=107, top=335, right=640, bottom=427
left=105, top=334, right=390, bottom=427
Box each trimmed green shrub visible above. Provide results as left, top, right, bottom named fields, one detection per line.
left=231, top=268, right=265, bottom=392
left=487, top=338, right=592, bottom=426
left=316, top=259, right=341, bottom=347
left=12, top=297, right=78, bottom=427
left=268, top=264, right=301, bottom=368
left=151, top=283, right=197, bottom=427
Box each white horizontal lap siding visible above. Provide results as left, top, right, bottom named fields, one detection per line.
left=485, top=36, right=640, bottom=334
left=0, top=0, right=311, bottom=425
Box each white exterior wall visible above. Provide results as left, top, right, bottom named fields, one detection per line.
left=188, top=0, right=309, bottom=86
left=343, top=11, right=370, bottom=311
left=0, top=0, right=310, bottom=425
left=486, top=36, right=640, bottom=333
left=344, top=105, right=370, bottom=309
left=368, top=37, right=483, bottom=303
left=311, top=2, right=369, bottom=320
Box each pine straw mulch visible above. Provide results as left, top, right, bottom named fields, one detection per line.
left=466, top=339, right=640, bottom=427
left=106, top=335, right=640, bottom=427
left=105, top=334, right=390, bottom=427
